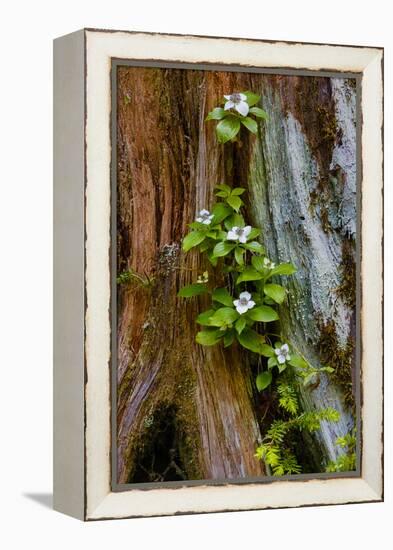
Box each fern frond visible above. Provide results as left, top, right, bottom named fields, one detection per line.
left=281, top=449, right=302, bottom=475
left=277, top=382, right=299, bottom=415
left=266, top=420, right=289, bottom=444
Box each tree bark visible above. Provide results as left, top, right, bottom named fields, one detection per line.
left=246, top=75, right=357, bottom=463
left=116, top=67, right=265, bottom=483
left=116, top=67, right=357, bottom=481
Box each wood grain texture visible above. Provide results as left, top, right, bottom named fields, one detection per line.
left=116, top=66, right=356, bottom=483
left=116, top=67, right=265, bottom=483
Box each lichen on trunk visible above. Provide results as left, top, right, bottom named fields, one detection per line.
left=246, top=76, right=357, bottom=464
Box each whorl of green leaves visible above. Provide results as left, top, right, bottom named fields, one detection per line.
left=206, top=91, right=268, bottom=144
left=179, top=183, right=296, bottom=367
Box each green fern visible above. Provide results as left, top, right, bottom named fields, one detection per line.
left=280, top=449, right=302, bottom=475
left=326, top=429, right=357, bottom=472
left=277, top=382, right=299, bottom=415
left=256, top=404, right=341, bottom=476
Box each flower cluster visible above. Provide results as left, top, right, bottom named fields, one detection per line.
left=178, top=91, right=341, bottom=476
left=179, top=183, right=301, bottom=380
left=227, top=226, right=252, bottom=243
left=206, top=90, right=268, bottom=144
left=224, top=93, right=249, bottom=116
left=196, top=209, right=214, bottom=225
left=233, top=291, right=255, bottom=314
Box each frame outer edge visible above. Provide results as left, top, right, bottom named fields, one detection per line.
left=83, top=29, right=384, bottom=520
left=53, top=29, right=86, bottom=521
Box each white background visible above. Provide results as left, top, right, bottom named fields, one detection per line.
left=0, top=0, right=391, bottom=548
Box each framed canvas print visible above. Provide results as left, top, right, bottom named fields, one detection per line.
left=53, top=29, right=383, bottom=520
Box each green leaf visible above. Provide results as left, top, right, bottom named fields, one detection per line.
left=196, top=309, right=216, bottom=326
left=215, top=183, right=232, bottom=193
left=216, top=116, right=241, bottom=144
left=256, top=371, right=272, bottom=391
left=268, top=356, right=278, bottom=369
left=322, top=366, right=335, bottom=374
left=188, top=221, right=209, bottom=231
left=212, top=287, right=233, bottom=307
left=206, top=107, right=226, bottom=120
left=199, top=238, right=214, bottom=252
left=236, top=267, right=263, bottom=284
left=249, top=107, right=268, bottom=119
left=216, top=230, right=228, bottom=240
left=251, top=255, right=265, bottom=272
left=235, top=316, right=247, bottom=334
left=247, top=305, right=279, bottom=322
left=264, top=283, right=286, bottom=304
left=208, top=307, right=238, bottom=327
left=278, top=362, right=287, bottom=373
left=303, top=372, right=317, bottom=386
left=237, top=327, right=266, bottom=354
left=241, top=117, right=258, bottom=134
left=182, top=231, right=206, bottom=252
left=178, top=283, right=209, bottom=298
left=242, top=241, right=265, bottom=254
left=224, top=213, right=245, bottom=230
left=234, top=247, right=245, bottom=265
left=207, top=250, right=218, bottom=266
left=247, top=228, right=261, bottom=240
left=270, top=263, right=297, bottom=277
left=231, top=187, right=246, bottom=196
left=226, top=195, right=243, bottom=212
left=243, top=91, right=261, bottom=107
left=196, top=329, right=223, bottom=346
left=223, top=330, right=235, bottom=347
left=260, top=344, right=276, bottom=357
left=288, top=354, right=308, bottom=369
left=211, top=202, right=232, bottom=224
left=212, top=241, right=236, bottom=257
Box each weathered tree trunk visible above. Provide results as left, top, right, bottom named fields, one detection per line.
left=116, top=67, right=357, bottom=482
left=246, top=75, right=357, bottom=463
left=116, top=68, right=265, bottom=483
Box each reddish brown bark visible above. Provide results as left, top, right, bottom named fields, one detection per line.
left=116, top=67, right=265, bottom=483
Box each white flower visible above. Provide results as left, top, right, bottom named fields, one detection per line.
left=227, top=225, right=252, bottom=244
left=233, top=291, right=256, bottom=315
left=197, top=271, right=209, bottom=284
left=263, top=257, right=276, bottom=269
left=275, top=343, right=291, bottom=364
left=196, top=209, right=214, bottom=225
left=224, top=93, right=249, bottom=117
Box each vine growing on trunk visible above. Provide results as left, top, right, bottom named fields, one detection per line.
left=179, top=90, right=341, bottom=475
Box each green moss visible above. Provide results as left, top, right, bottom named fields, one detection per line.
left=336, top=239, right=356, bottom=308
left=317, top=318, right=355, bottom=410
left=316, top=104, right=338, bottom=154
left=293, top=79, right=339, bottom=234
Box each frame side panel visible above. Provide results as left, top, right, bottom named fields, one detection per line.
left=53, top=29, right=85, bottom=520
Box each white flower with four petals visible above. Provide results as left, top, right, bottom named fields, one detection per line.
left=224, top=93, right=249, bottom=117
left=263, top=257, right=276, bottom=269
left=227, top=225, right=251, bottom=244
left=233, top=291, right=256, bottom=315
left=196, top=209, right=214, bottom=225
left=275, top=343, right=291, bottom=364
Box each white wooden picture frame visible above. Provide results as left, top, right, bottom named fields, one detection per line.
left=53, top=28, right=383, bottom=521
